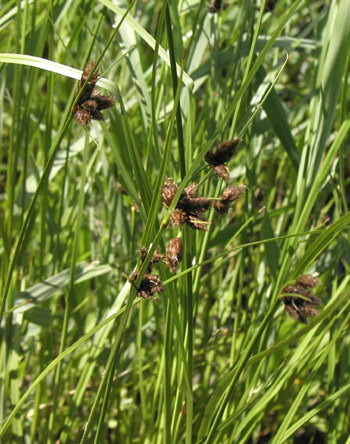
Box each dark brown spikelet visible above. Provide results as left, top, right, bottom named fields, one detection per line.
left=179, top=195, right=212, bottom=213
left=73, top=62, right=116, bottom=126
left=205, top=139, right=241, bottom=166
left=205, top=139, right=241, bottom=181
left=163, top=178, right=212, bottom=230
left=165, top=238, right=183, bottom=272
left=183, top=184, right=197, bottom=198
left=170, top=208, right=187, bottom=227
left=179, top=184, right=212, bottom=214
left=208, top=0, right=228, bottom=13
left=186, top=214, right=210, bottom=231
left=281, top=275, right=321, bottom=323
left=214, top=165, right=230, bottom=182
left=265, top=0, right=278, bottom=12
left=296, top=274, right=319, bottom=288
left=162, top=178, right=178, bottom=207
left=140, top=246, right=163, bottom=264
left=140, top=247, right=164, bottom=273
left=77, top=62, right=99, bottom=102
left=129, top=272, right=164, bottom=300
left=214, top=184, right=247, bottom=214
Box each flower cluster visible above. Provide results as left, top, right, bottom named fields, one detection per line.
left=205, top=139, right=241, bottom=181
left=208, top=0, right=228, bottom=13
left=281, top=275, right=321, bottom=323
left=72, top=62, right=116, bottom=126
left=162, top=178, right=246, bottom=228
left=131, top=137, right=245, bottom=301
left=162, top=179, right=212, bottom=231
left=165, top=238, right=183, bottom=272
left=214, top=185, right=247, bottom=214
left=129, top=271, right=164, bottom=301
left=129, top=239, right=183, bottom=300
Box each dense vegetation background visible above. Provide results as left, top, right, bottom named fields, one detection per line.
left=1, top=0, right=350, bottom=442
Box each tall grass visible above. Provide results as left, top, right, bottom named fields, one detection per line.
left=1, top=0, right=350, bottom=442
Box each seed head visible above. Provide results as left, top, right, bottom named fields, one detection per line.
left=140, top=246, right=164, bottom=273
left=183, top=184, right=197, bottom=198
left=77, top=62, right=99, bottom=101
left=165, top=238, right=183, bottom=272
left=205, top=139, right=241, bottom=166
left=179, top=196, right=212, bottom=213
left=208, top=0, right=228, bottom=13
left=214, top=165, right=230, bottom=182
left=162, top=178, right=178, bottom=207
left=170, top=208, right=187, bottom=227
left=214, top=184, right=247, bottom=214
left=281, top=276, right=321, bottom=323
left=296, top=274, right=319, bottom=288
left=186, top=214, right=210, bottom=231
left=164, top=179, right=212, bottom=230
left=129, top=272, right=164, bottom=300
left=73, top=62, right=116, bottom=126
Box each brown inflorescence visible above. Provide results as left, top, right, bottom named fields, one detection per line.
left=165, top=238, right=183, bottom=272
left=281, top=275, right=321, bottom=323
left=208, top=0, right=228, bottom=13
left=129, top=272, right=164, bottom=300
left=73, top=62, right=116, bottom=126
left=162, top=179, right=212, bottom=231
left=214, top=184, right=247, bottom=214
left=205, top=138, right=241, bottom=181
left=140, top=246, right=164, bottom=273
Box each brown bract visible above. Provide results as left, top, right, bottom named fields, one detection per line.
left=281, top=275, right=321, bottom=323
left=73, top=62, right=116, bottom=126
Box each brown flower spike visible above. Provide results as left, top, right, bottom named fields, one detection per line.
left=162, top=179, right=212, bottom=231
left=281, top=275, right=321, bottom=323
left=165, top=238, right=183, bottom=272
left=205, top=138, right=241, bottom=181
left=208, top=0, right=228, bottom=13
left=140, top=246, right=164, bottom=273
left=73, top=62, right=116, bottom=126
left=214, top=184, right=247, bottom=214
left=129, top=272, right=164, bottom=300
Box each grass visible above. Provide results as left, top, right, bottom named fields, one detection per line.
left=1, top=0, right=350, bottom=442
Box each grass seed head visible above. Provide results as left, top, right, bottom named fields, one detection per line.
left=296, top=274, right=319, bottom=288
left=170, top=208, right=187, bottom=227
left=77, top=62, right=99, bottom=102
left=162, top=178, right=178, bottom=207
left=140, top=246, right=163, bottom=273
left=282, top=276, right=321, bottom=323
left=165, top=179, right=212, bottom=230
left=205, top=138, right=241, bottom=166
left=165, top=238, right=183, bottom=272
left=186, top=214, right=210, bottom=231
left=73, top=62, right=116, bottom=126
left=214, top=184, right=247, bottom=214
left=129, top=272, right=164, bottom=300
left=183, top=183, right=197, bottom=198
left=214, top=165, right=230, bottom=181
left=208, top=0, right=228, bottom=13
